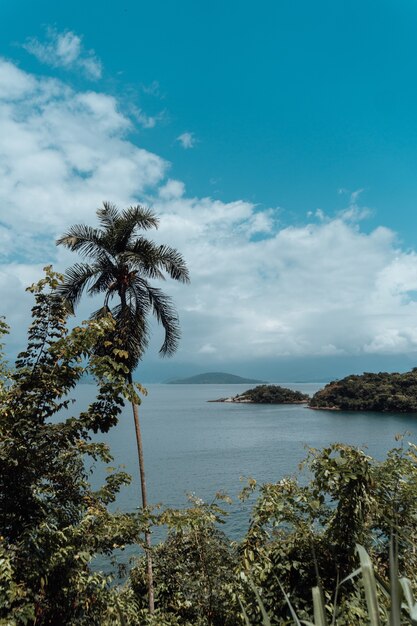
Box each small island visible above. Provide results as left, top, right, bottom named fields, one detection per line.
left=210, top=384, right=310, bottom=404
left=167, top=371, right=266, bottom=384
left=309, top=368, right=417, bottom=412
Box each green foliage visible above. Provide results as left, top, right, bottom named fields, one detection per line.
left=3, top=268, right=417, bottom=625
left=237, top=442, right=417, bottom=624
left=130, top=496, right=238, bottom=625
left=56, top=202, right=190, bottom=371
left=237, top=385, right=309, bottom=404
left=242, top=542, right=417, bottom=626
left=0, top=267, right=144, bottom=625
left=310, top=369, right=417, bottom=412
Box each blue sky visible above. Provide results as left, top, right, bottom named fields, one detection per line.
left=2, top=1, right=417, bottom=380
left=5, top=0, right=417, bottom=236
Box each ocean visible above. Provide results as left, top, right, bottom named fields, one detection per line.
left=71, top=382, right=417, bottom=541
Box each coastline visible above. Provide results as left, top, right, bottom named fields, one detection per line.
left=308, top=405, right=340, bottom=411
left=208, top=396, right=309, bottom=404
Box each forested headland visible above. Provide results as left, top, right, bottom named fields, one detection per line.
left=309, top=369, right=417, bottom=412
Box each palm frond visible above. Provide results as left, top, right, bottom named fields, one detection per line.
left=107, top=206, right=159, bottom=254
left=135, top=279, right=181, bottom=356
left=92, top=249, right=118, bottom=272
left=124, top=238, right=189, bottom=283
left=58, top=263, right=99, bottom=308
left=87, top=269, right=117, bottom=297
left=121, top=205, right=159, bottom=231
left=127, top=281, right=152, bottom=316
left=121, top=238, right=166, bottom=280
left=96, top=201, right=120, bottom=231
left=90, top=305, right=111, bottom=320
left=56, top=224, right=106, bottom=258
left=57, top=203, right=189, bottom=367
left=113, top=301, right=149, bottom=367
left=155, top=244, right=190, bottom=283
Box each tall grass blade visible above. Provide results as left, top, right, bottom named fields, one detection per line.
left=312, top=585, right=328, bottom=626
left=389, top=535, right=401, bottom=626
left=399, top=578, right=417, bottom=624
left=356, top=544, right=381, bottom=626
left=276, top=578, right=303, bottom=626
left=339, top=567, right=361, bottom=585
left=248, top=578, right=272, bottom=626
left=238, top=596, right=252, bottom=626
left=331, top=571, right=340, bottom=626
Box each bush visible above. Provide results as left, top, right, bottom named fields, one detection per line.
left=130, top=497, right=238, bottom=626
left=237, top=441, right=417, bottom=623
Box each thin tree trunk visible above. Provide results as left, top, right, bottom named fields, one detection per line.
left=128, top=373, right=155, bottom=613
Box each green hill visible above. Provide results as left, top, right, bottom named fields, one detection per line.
left=309, top=368, right=417, bottom=412
left=167, top=372, right=266, bottom=384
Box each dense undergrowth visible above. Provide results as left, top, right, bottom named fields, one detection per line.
left=1, top=269, right=417, bottom=625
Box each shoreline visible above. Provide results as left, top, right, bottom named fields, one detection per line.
left=308, top=405, right=340, bottom=411
left=208, top=397, right=309, bottom=404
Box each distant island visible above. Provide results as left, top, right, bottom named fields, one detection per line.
left=167, top=372, right=266, bottom=384
left=210, top=384, right=309, bottom=404
left=309, top=369, right=417, bottom=412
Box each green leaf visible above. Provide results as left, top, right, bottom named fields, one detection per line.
left=356, top=544, right=381, bottom=626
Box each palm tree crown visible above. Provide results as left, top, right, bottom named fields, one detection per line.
left=57, top=202, right=190, bottom=369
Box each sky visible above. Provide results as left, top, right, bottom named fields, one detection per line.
left=2, top=1, right=417, bottom=381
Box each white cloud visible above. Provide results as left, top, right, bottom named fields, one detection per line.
left=24, top=29, right=102, bottom=79
left=177, top=132, right=196, bottom=149
left=2, top=56, right=417, bottom=365
left=0, top=59, right=36, bottom=99
left=158, top=179, right=186, bottom=200
left=0, top=59, right=166, bottom=243
left=150, top=204, right=417, bottom=361
left=132, top=106, right=165, bottom=129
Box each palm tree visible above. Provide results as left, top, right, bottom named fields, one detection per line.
left=56, top=202, right=189, bottom=612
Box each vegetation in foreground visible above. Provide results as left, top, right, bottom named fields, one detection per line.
left=310, top=369, right=417, bottom=412
left=2, top=270, right=417, bottom=625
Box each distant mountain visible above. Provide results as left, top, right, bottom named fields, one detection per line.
left=166, top=372, right=266, bottom=384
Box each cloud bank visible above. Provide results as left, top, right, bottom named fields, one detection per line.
left=1, top=55, right=417, bottom=364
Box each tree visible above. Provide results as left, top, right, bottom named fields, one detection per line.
left=56, top=202, right=190, bottom=612
left=131, top=495, right=238, bottom=626
left=0, top=268, right=145, bottom=625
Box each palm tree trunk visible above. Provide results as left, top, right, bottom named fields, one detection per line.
left=128, top=372, right=155, bottom=613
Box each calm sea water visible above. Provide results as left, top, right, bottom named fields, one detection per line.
left=73, top=382, right=417, bottom=541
